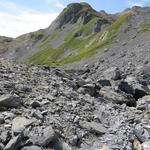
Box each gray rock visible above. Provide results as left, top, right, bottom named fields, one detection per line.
left=30, top=101, right=41, bottom=108
left=134, top=128, right=146, bottom=143
left=45, top=94, right=55, bottom=101
left=0, top=114, right=4, bottom=124
left=118, top=81, right=133, bottom=95
left=4, top=135, right=22, bottom=150
left=136, top=95, right=150, bottom=110
left=55, top=69, right=71, bottom=79
left=80, top=121, right=107, bottom=135
left=142, top=140, right=150, bottom=150
left=78, top=87, right=86, bottom=94
left=100, top=145, right=110, bottom=150
left=99, top=87, right=135, bottom=105
left=53, top=140, right=72, bottom=150
left=21, top=146, right=42, bottom=150
left=103, top=67, right=121, bottom=80
left=12, top=117, right=34, bottom=135
left=134, top=84, right=149, bottom=99
left=0, top=131, right=10, bottom=144
left=74, top=31, right=82, bottom=37
left=83, top=84, right=96, bottom=96
left=0, top=143, right=4, bottom=150
left=75, top=78, right=88, bottom=87
left=94, top=19, right=109, bottom=33
left=3, top=112, right=15, bottom=120
left=1, top=57, right=150, bottom=149
left=124, top=76, right=150, bottom=99
left=98, top=79, right=111, bottom=87
left=0, top=94, right=22, bottom=109
left=20, top=85, right=32, bottom=93
left=32, top=110, right=43, bottom=120
left=30, top=126, right=58, bottom=147
left=70, top=135, right=79, bottom=146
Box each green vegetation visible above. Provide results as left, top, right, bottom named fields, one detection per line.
left=28, top=12, right=132, bottom=66
left=77, top=17, right=99, bottom=35
left=140, top=23, right=150, bottom=31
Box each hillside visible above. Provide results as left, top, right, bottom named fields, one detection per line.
left=0, top=36, right=13, bottom=54
left=1, top=3, right=149, bottom=68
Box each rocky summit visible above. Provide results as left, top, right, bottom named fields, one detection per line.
left=0, top=2, right=150, bottom=150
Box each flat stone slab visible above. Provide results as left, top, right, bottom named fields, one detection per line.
left=80, top=121, right=107, bottom=135
left=12, top=117, right=34, bottom=134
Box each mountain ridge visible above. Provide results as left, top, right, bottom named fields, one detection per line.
left=0, top=3, right=149, bottom=68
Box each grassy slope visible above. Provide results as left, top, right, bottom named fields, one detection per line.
left=140, top=23, right=150, bottom=31
left=28, top=12, right=132, bottom=66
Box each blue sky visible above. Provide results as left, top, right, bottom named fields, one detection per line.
left=0, top=0, right=149, bottom=37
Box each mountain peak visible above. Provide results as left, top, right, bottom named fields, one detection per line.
left=66, top=2, right=92, bottom=9
left=58, top=2, right=94, bottom=26
left=51, top=2, right=111, bottom=30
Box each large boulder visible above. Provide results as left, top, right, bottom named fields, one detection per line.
left=97, top=79, right=111, bottom=87
left=99, top=87, right=135, bottom=105
left=136, top=95, right=150, bottom=111
left=83, top=84, right=96, bottom=96
left=4, top=135, right=22, bottom=150
left=29, top=126, right=58, bottom=147
left=119, top=76, right=150, bottom=99
left=78, top=83, right=96, bottom=96
left=12, top=117, right=34, bottom=135
left=102, top=67, right=121, bottom=80
left=80, top=121, right=107, bottom=135
left=0, top=94, right=22, bottom=109
left=118, top=81, right=133, bottom=95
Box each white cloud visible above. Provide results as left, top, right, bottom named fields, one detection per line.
left=0, top=1, right=59, bottom=38
left=129, top=2, right=144, bottom=6
left=56, top=1, right=65, bottom=9
left=128, top=0, right=148, bottom=7
left=0, top=11, right=58, bottom=38
left=45, top=0, right=65, bottom=9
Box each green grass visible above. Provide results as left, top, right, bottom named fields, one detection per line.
left=140, top=23, right=150, bottom=31
left=28, top=12, right=132, bottom=66
left=76, top=17, right=99, bottom=35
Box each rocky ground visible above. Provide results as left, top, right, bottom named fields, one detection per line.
left=0, top=58, right=150, bottom=150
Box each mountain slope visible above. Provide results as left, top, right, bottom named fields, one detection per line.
left=0, top=36, right=13, bottom=54
left=1, top=4, right=150, bottom=67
